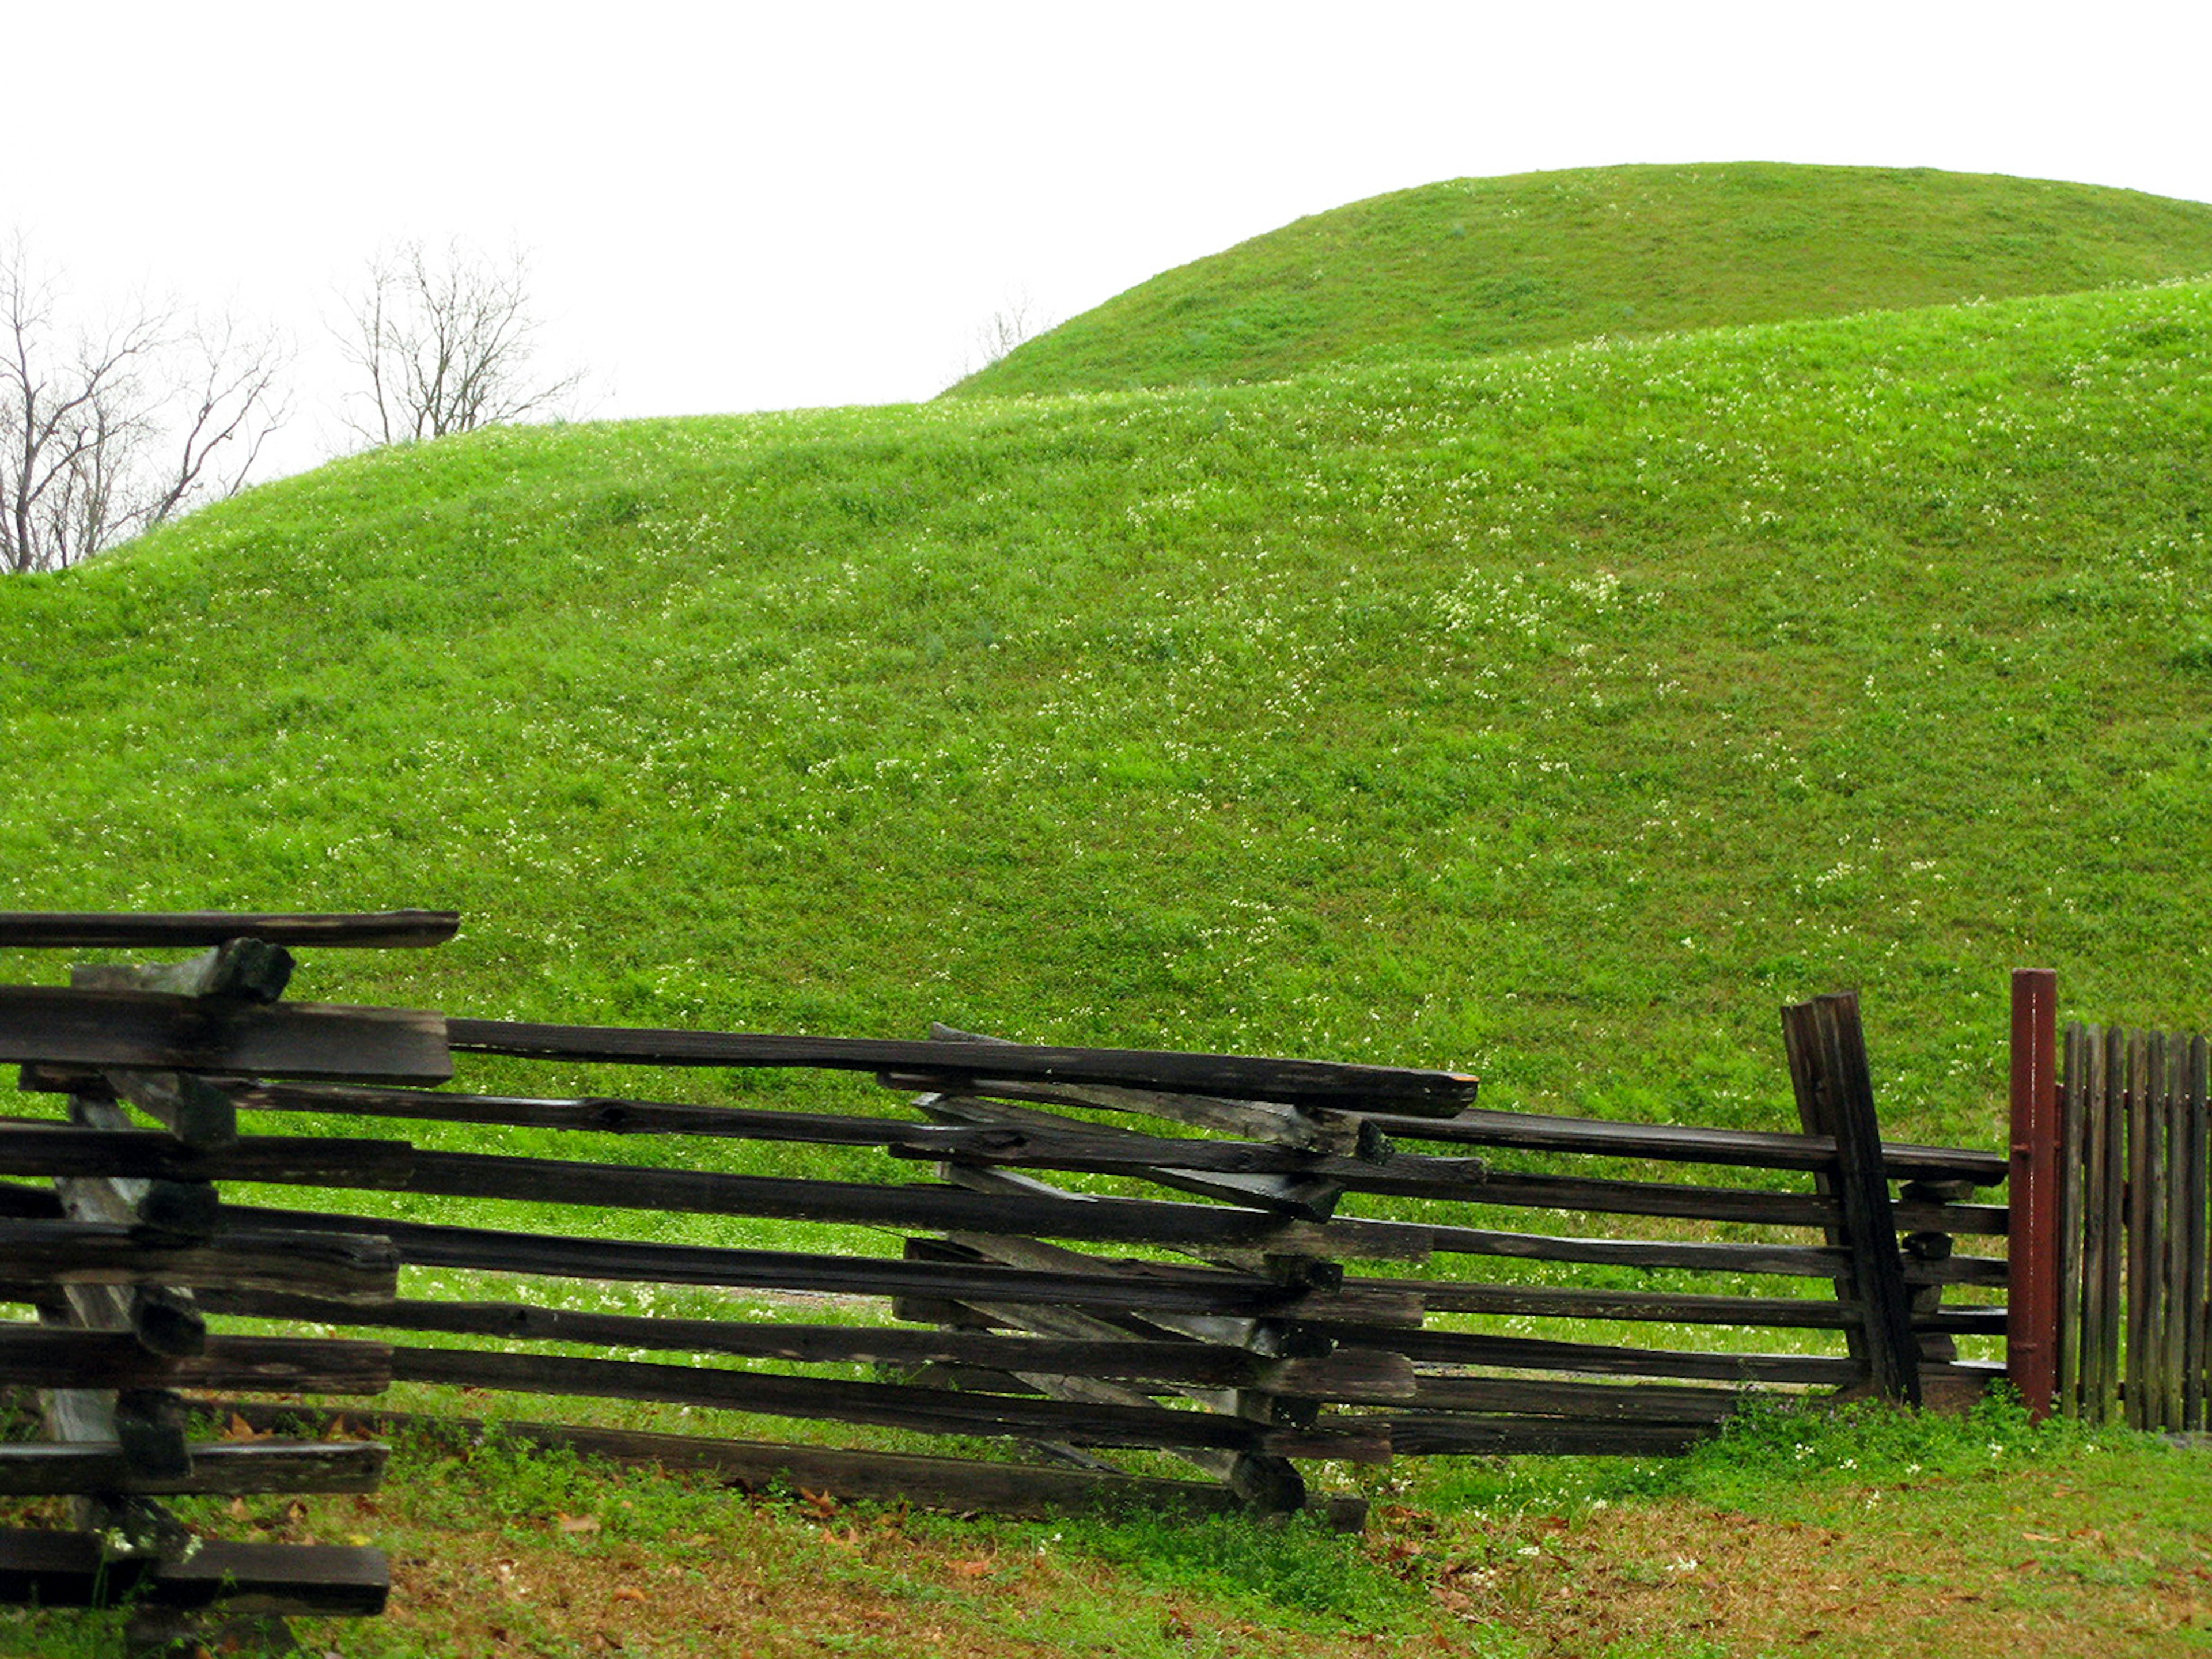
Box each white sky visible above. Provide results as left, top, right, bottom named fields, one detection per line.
left=14, top=1, right=2212, bottom=478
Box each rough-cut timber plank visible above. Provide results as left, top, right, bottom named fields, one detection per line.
left=1905, top=1253, right=2008, bottom=1287
left=905, top=1240, right=1317, bottom=1361
left=910, top=1089, right=1391, bottom=1184
left=197, top=1287, right=1387, bottom=1392
left=99, top=1071, right=242, bottom=1149
left=1424, top=1224, right=1851, bottom=1278
left=388, top=1344, right=1381, bottom=1459
left=2089, top=1027, right=2127, bottom=1422
left=2056, top=1022, right=2089, bottom=1416
left=377, top=1145, right=1429, bottom=1258
left=0, top=1439, right=388, bottom=1496
left=929, top=1231, right=1423, bottom=1329
left=0, top=1328, right=390, bottom=1395
left=0, top=988, right=449, bottom=1084
left=0, top=1179, right=62, bottom=1219
left=18, top=1072, right=1416, bottom=1183
left=1429, top=1170, right=2006, bottom=1235
left=196, top=1403, right=1369, bottom=1527
left=73, top=940, right=294, bottom=1006
left=2157, top=1037, right=2190, bottom=1429
left=1361, top=1106, right=2006, bottom=1185
left=1347, top=1278, right=2004, bottom=1334
left=1383, top=1415, right=1717, bottom=1457
left=2186, top=1036, right=2210, bottom=1433
left=0, top=1220, right=397, bottom=1302
left=1300, top=1322, right=1861, bottom=1384
left=1785, top=994, right=1919, bottom=1406
left=1405, top=1374, right=1751, bottom=1421
left=211, top=1201, right=1339, bottom=1318
left=1387, top=1166, right=1815, bottom=1222
left=0, top=910, right=458, bottom=950
left=897, top=1072, right=1388, bottom=1158
left=2126, top=1029, right=2157, bottom=1430
left=0, top=1528, right=388, bottom=1614
left=449, top=1017, right=1477, bottom=1110
left=0, top=1126, right=416, bottom=1187
left=1374, top=1278, right=1862, bottom=1327
left=917, top=1097, right=1346, bottom=1227
left=920, top=1022, right=1410, bottom=1149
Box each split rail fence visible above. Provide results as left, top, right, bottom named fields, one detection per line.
left=0, top=910, right=2014, bottom=1650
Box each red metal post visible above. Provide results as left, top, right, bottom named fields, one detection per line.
left=2008, top=968, right=2061, bottom=1418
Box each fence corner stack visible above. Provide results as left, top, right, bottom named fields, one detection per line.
left=0, top=912, right=446, bottom=1650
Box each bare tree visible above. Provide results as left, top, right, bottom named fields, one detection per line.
left=974, top=290, right=1045, bottom=366
left=0, top=236, right=285, bottom=574
left=337, top=238, right=582, bottom=446
left=967, top=288, right=1049, bottom=377
left=945, top=288, right=1054, bottom=390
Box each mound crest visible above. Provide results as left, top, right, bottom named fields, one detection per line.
left=948, top=161, right=2212, bottom=396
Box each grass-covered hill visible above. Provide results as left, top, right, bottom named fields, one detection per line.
left=3, top=271, right=2210, bottom=1150
left=947, top=162, right=2212, bottom=397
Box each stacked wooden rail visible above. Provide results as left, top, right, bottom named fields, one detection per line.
left=0, top=911, right=457, bottom=1656
left=0, top=911, right=2022, bottom=1649
left=891, top=998, right=2010, bottom=1462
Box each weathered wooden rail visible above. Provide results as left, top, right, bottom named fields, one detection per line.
left=0, top=910, right=2017, bottom=1652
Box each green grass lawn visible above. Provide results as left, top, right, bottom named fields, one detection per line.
left=949, top=162, right=2212, bottom=397
left=5, top=275, right=2210, bottom=1154
left=4, top=1395, right=2202, bottom=1657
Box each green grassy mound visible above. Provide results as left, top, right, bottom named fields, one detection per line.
left=4, top=276, right=2210, bottom=1148
left=946, top=162, right=2212, bottom=397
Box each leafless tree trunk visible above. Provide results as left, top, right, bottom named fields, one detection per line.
left=974, top=290, right=1046, bottom=368
left=336, top=239, right=582, bottom=446
left=946, top=288, right=1053, bottom=389
left=0, top=236, right=287, bottom=575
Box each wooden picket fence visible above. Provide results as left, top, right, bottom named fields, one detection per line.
left=0, top=911, right=2014, bottom=1652
left=2006, top=977, right=2211, bottom=1431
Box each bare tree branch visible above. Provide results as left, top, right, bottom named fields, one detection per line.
left=336, top=238, right=582, bottom=446
left=0, top=233, right=288, bottom=574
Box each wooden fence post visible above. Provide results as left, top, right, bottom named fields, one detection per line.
left=1783, top=993, right=1920, bottom=1406
left=2007, top=968, right=2060, bottom=1421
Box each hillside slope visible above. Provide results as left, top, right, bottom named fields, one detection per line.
left=3, top=282, right=2210, bottom=1146
left=948, top=162, right=2212, bottom=397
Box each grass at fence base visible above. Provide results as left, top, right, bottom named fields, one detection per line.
left=6, top=1390, right=2205, bottom=1657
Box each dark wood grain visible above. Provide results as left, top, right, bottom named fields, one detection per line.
left=209, top=1200, right=1351, bottom=1318
left=0, top=1528, right=388, bottom=1614
left=0, top=988, right=449, bottom=1084
left=0, top=1125, right=416, bottom=1187
left=0, top=1219, right=397, bottom=1302
left=0, top=910, right=458, bottom=950
left=1785, top=994, right=1917, bottom=1404
left=200, top=1404, right=1374, bottom=1525
left=0, top=1440, right=388, bottom=1497
left=1361, top=1105, right=2005, bottom=1184
left=388, top=1344, right=1379, bottom=1459
left=449, top=1017, right=1476, bottom=1109
left=0, top=1328, right=391, bottom=1395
